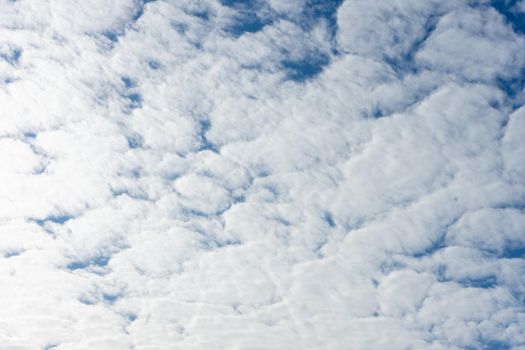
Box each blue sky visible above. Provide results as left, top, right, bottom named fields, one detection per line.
left=0, top=0, right=524, bottom=349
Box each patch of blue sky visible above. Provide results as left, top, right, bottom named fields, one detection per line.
left=474, top=242, right=525, bottom=260
left=198, top=119, right=219, bottom=153
left=102, top=293, right=120, bottom=304
left=496, top=67, right=525, bottom=105
left=132, top=0, right=157, bottom=23
left=281, top=1, right=343, bottom=81
left=413, top=236, right=447, bottom=258
left=126, top=313, right=138, bottom=322
left=501, top=245, right=525, bottom=259
left=180, top=204, right=231, bottom=218
left=467, top=339, right=511, bottom=350
left=127, top=133, right=144, bottom=149
left=23, top=131, right=37, bottom=139
left=221, top=1, right=342, bottom=79
left=301, top=0, right=344, bottom=49
left=302, top=0, right=344, bottom=20
left=219, top=0, right=257, bottom=6
left=102, top=30, right=120, bottom=43
left=220, top=0, right=270, bottom=37
left=490, top=0, right=525, bottom=34
left=481, top=1, right=525, bottom=107
left=126, top=92, right=142, bottom=109
left=43, top=344, right=59, bottom=350
left=190, top=10, right=211, bottom=21
left=129, top=167, right=142, bottom=178
left=3, top=250, right=22, bottom=258
left=171, top=22, right=188, bottom=34
left=119, top=76, right=143, bottom=112
left=384, top=16, right=439, bottom=75
left=0, top=47, right=21, bottom=65
left=66, top=256, right=110, bottom=270
left=34, top=215, right=72, bottom=226
left=121, top=76, right=136, bottom=88
left=148, top=60, right=161, bottom=70
left=456, top=276, right=499, bottom=289
left=435, top=265, right=499, bottom=290
left=78, top=297, right=95, bottom=305
left=110, top=187, right=149, bottom=201
left=201, top=238, right=242, bottom=250
left=282, top=53, right=330, bottom=82
left=362, top=105, right=387, bottom=119
left=1, top=76, right=16, bottom=84
left=224, top=15, right=270, bottom=37
left=322, top=211, right=336, bottom=228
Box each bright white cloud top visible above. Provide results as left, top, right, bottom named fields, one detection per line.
left=0, top=0, right=524, bottom=349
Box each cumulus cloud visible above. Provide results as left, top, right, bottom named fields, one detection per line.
left=0, top=0, right=524, bottom=348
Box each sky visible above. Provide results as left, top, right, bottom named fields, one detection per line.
left=0, top=0, right=524, bottom=349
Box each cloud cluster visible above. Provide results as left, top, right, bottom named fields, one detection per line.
left=0, top=0, right=524, bottom=348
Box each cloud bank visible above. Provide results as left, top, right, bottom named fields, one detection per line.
left=0, top=0, right=524, bottom=348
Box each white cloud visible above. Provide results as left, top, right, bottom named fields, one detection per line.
left=0, top=0, right=524, bottom=348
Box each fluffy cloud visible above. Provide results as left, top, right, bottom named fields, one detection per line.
left=0, top=0, right=524, bottom=349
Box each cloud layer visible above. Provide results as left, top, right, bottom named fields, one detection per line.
left=0, top=0, right=524, bottom=348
